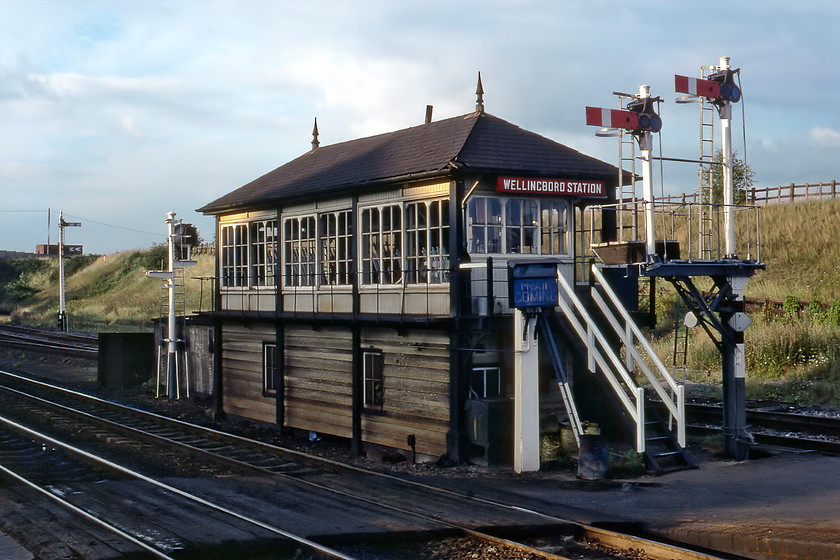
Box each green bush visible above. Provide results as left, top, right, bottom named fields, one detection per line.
left=782, top=295, right=800, bottom=321
left=808, top=298, right=826, bottom=323
left=140, top=244, right=168, bottom=271
left=5, top=272, right=38, bottom=301
left=829, top=300, right=840, bottom=327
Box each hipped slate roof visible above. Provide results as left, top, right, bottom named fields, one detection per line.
left=199, top=111, right=621, bottom=214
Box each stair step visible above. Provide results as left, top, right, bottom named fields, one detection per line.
left=653, top=451, right=682, bottom=458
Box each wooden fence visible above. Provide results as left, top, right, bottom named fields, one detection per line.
left=744, top=296, right=833, bottom=321
left=655, top=180, right=838, bottom=206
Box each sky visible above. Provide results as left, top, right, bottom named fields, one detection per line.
left=1, top=0, right=838, bottom=255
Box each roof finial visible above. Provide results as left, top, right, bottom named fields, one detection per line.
left=475, top=71, right=484, bottom=114
left=311, top=117, right=320, bottom=150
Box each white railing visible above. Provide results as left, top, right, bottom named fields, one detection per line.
left=555, top=269, right=647, bottom=452
left=554, top=265, right=686, bottom=452
left=581, top=200, right=761, bottom=273
left=589, top=264, right=685, bottom=447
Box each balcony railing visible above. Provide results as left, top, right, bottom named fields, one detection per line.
left=578, top=200, right=761, bottom=282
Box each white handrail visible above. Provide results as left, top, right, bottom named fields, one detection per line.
left=590, top=264, right=686, bottom=447
left=555, top=271, right=645, bottom=451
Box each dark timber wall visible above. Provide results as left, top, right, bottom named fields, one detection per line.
left=283, top=325, right=354, bottom=437
left=359, top=327, right=450, bottom=457
left=221, top=322, right=276, bottom=422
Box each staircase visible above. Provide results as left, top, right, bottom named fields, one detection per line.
left=554, top=263, right=692, bottom=473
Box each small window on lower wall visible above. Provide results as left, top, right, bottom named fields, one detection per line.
left=470, top=366, right=501, bottom=399
left=263, top=342, right=279, bottom=397
left=363, top=349, right=384, bottom=410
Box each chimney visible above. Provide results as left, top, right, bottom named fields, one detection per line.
left=425, top=105, right=433, bottom=124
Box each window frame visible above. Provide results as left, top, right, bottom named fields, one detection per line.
left=319, top=210, right=353, bottom=286
left=221, top=223, right=249, bottom=287
left=262, top=342, right=279, bottom=397
left=404, top=198, right=450, bottom=284
left=360, top=204, right=402, bottom=285
left=283, top=215, right=317, bottom=287
left=362, top=349, right=384, bottom=410
left=251, top=219, right=278, bottom=287
left=467, top=195, right=571, bottom=256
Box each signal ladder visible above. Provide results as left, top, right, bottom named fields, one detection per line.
left=616, top=93, right=639, bottom=241
left=697, top=64, right=717, bottom=258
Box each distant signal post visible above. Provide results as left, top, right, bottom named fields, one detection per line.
left=57, top=209, right=81, bottom=332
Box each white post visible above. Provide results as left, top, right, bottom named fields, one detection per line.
left=166, top=212, right=178, bottom=399
left=56, top=209, right=80, bottom=332
left=513, top=310, right=540, bottom=473
left=58, top=209, right=66, bottom=331
left=638, top=85, right=656, bottom=260
left=719, top=57, right=735, bottom=257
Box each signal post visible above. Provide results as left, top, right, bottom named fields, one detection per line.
left=586, top=58, right=763, bottom=460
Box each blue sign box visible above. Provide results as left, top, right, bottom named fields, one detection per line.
left=507, top=261, right=559, bottom=309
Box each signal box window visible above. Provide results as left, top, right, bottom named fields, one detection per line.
left=363, top=350, right=384, bottom=410
left=263, top=342, right=279, bottom=397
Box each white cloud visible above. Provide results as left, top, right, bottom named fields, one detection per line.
left=811, top=126, right=840, bottom=148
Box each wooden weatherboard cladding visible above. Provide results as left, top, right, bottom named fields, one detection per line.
left=221, top=322, right=277, bottom=423
left=360, top=327, right=450, bottom=457
left=283, top=325, right=353, bottom=437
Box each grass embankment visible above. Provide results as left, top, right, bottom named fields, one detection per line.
left=0, top=245, right=214, bottom=332
left=647, top=199, right=840, bottom=407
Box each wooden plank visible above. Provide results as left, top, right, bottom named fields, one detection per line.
left=285, top=387, right=352, bottom=407
left=362, top=409, right=449, bottom=434
left=383, top=386, right=449, bottom=407
left=285, top=376, right=351, bottom=394
left=360, top=420, right=447, bottom=454
left=224, top=400, right=276, bottom=423
left=285, top=366, right=350, bottom=381
left=285, top=354, right=352, bottom=371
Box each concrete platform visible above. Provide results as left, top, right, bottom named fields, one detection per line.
left=432, top=450, right=840, bottom=560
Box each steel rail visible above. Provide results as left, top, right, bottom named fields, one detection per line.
left=0, top=368, right=730, bottom=560
left=0, top=413, right=358, bottom=560
left=0, top=459, right=176, bottom=560
left=0, top=326, right=98, bottom=356
left=685, top=402, right=840, bottom=455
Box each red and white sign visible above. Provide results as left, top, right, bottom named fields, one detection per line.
left=585, top=106, right=639, bottom=130
left=496, top=176, right=606, bottom=198
left=675, top=75, right=721, bottom=99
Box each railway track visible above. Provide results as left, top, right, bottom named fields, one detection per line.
left=0, top=324, right=98, bottom=358
left=685, top=402, right=840, bottom=456
left=0, top=416, right=351, bottom=560
left=0, top=369, right=728, bottom=560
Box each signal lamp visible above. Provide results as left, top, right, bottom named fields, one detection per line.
left=709, top=69, right=741, bottom=103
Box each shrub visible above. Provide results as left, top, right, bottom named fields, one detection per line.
left=829, top=300, right=840, bottom=327
left=808, top=297, right=826, bottom=323
left=5, top=273, right=38, bottom=301
left=782, top=295, right=800, bottom=321
left=140, top=244, right=169, bottom=271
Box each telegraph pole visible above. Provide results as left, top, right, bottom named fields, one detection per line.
left=57, top=209, right=81, bottom=332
